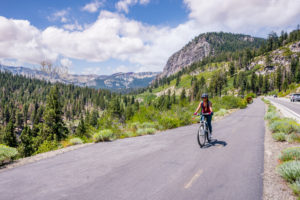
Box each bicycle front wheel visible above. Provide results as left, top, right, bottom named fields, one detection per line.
left=197, top=125, right=206, bottom=147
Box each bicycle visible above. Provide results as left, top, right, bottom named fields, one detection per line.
left=196, top=113, right=212, bottom=147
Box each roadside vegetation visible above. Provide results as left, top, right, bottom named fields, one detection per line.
left=263, top=98, right=300, bottom=198
left=0, top=28, right=299, bottom=164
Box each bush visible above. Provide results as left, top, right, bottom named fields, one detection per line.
left=291, top=178, right=300, bottom=195
left=0, top=144, right=18, bottom=163
left=278, top=161, right=300, bottom=183
left=69, top=138, right=83, bottom=145
left=280, top=147, right=300, bottom=162
left=120, top=131, right=136, bottom=138
left=215, top=109, right=228, bottom=117
left=272, top=132, right=286, bottom=141
left=140, top=122, right=157, bottom=129
left=270, top=118, right=300, bottom=134
left=35, top=140, right=59, bottom=154
left=286, top=133, right=300, bottom=143
left=264, top=111, right=280, bottom=121
left=93, top=129, right=115, bottom=142
left=159, top=117, right=180, bottom=129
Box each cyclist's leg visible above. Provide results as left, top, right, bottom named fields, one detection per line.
left=206, top=115, right=212, bottom=133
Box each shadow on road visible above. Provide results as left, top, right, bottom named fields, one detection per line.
left=200, top=139, right=227, bottom=149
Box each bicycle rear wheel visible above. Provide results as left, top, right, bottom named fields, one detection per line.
left=197, top=125, right=206, bottom=147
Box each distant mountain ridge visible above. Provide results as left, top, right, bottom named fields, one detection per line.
left=159, top=32, right=265, bottom=78
left=0, top=65, right=160, bottom=90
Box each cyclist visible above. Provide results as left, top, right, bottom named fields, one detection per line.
left=194, top=93, right=213, bottom=134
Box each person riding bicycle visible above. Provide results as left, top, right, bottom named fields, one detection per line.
left=194, top=93, right=213, bottom=134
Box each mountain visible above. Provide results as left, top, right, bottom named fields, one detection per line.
left=159, top=32, right=265, bottom=78
left=0, top=64, right=160, bottom=90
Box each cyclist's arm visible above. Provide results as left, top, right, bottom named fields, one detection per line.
left=209, top=102, right=213, bottom=113
left=195, top=102, right=202, bottom=113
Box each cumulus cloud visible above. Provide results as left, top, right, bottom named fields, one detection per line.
left=116, top=0, right=150, bottom=13
left=0, top=16, right=57, bottom=65
left=48, top=9, right=70, bottom=23
left=82, top=0, right=104, bottom=13
left=184, top=0, right=300, bottom=34
left=60, top=58, right=72, bottom=67
left=63, top=21, right=83, bottom=31
left=0, top=0, right=299, bottom=74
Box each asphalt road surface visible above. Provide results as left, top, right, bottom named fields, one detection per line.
left=0, top=99, right=265, bottom=200
left=270, top=98, right=300, bottom=115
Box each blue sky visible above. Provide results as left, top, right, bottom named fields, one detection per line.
left=0, top=0, right=299, bottom=75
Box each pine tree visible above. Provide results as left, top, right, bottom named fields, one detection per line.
left=76, top=115, right=87, bottom=138
left=276, top=66, right=283, bottom=91
left=180, top=88, right=186, bottom=101
left=3, top=121, right=17, bottom=147
left=229, top=62, right=235, bottom=76
left=43, top=86, right=68, bottom=141
left=90, top=110, right=99, bottom=127
left=19, top=126, right=34, bottom=157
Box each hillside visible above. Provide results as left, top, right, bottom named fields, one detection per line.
left=159, top=32, right=265, bottom=78
left=0, top=65, right=159, bottom=91
left=141, top=29, right=300, bottom=101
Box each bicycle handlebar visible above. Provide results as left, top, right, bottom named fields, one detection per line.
left=195, top=112, right=212, bottom=116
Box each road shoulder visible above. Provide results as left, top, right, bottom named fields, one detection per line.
left=263, top=105, right=297, bottom=200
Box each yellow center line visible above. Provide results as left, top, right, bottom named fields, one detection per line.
left=184, top=169, right=203, bottom=189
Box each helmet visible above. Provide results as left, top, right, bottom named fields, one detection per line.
left=201, top=93, right=208, bottom=98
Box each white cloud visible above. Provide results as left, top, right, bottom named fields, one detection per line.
left=116, top=0, right=150, bottom=13
left=113, top=65, right=130, bottom=73
left=63, top=21, right=83, bottom=31
left=0, top=0, right=299, bottom=75
left=48, top=9, right=70, bottom=23
left=0, top=16, right=57, bottom=65
left=82, top=1, right=104, bottom=13
left=60, top=58, right=72, bottom=67
left=183, top=0, right=300, bottom=35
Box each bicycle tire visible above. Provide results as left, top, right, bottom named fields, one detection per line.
left=197, top=124, right=206, bottom=147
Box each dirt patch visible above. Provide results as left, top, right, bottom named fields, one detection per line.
left=263, top=107, right=299, bottom=200
left=0, top=143, right=93, bottom=173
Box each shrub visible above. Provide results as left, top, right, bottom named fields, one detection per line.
left=140, top=122, right=157, bottom=129
left=278, top=161, right=300, bottom=183
left=159, top=117, right=180, bottom=129
left=280, top=147, right=300, bottom=162
left=270, top=118, right=300, bottom=134
left=291, top=178, right=300, bottom=195
left=69, top=138, right=83, bottom=145
left=264, top=111, right=280, bottom=121
left=120, top=131, right=136, bottom=138
left=272, top=132, right=286, bottom=141
left=35, top=140, right=59, bottom=154
left=93, top=129, right=115, bottom=142
left=144, top=128, right=157, bottom=135
left=215, top=109, right=228, bottom=117
left=286, top=133, right=300, bottom=143
left=0, top=144, right=18, bottom=163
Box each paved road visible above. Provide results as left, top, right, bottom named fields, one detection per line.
left=0, top=99, right=265, bottom=200
left=269, top=97, right=300, bottom=115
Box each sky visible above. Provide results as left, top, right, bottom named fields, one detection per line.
left=0, top=0, right=299, bottom=75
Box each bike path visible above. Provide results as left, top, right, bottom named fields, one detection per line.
left=0, top=99, right=265, bottom=200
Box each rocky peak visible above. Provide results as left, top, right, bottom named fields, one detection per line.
left=158, top=32, right=264, bottom=79
left=159, top=36, right=211, bottom=78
